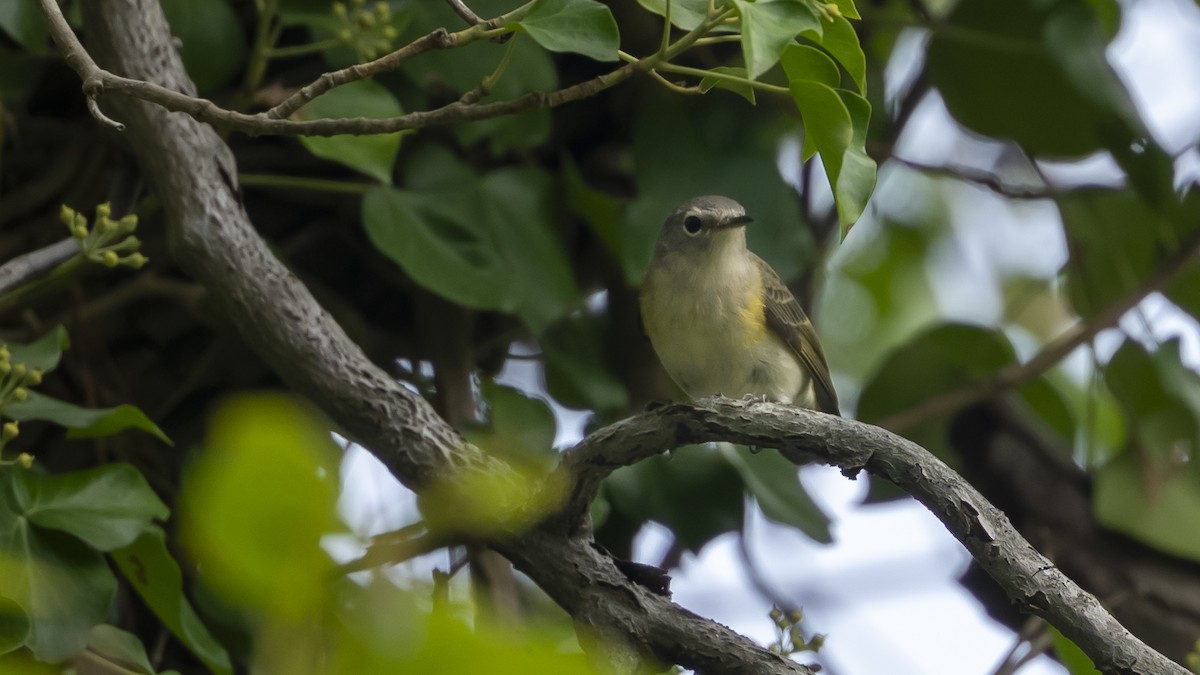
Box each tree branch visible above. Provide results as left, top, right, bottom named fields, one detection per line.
left=0, top=238, right=78, bottom=296
left=554, top=398, right=1188, bottom=675
left=38, top=0, right=637, bottom=137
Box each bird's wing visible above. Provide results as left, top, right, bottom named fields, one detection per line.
left=754, top=255, right=840, bottom=415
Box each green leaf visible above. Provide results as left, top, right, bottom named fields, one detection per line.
left=827, top=0, right=859, bottom=20
left=1048, top=626, right=1100, bottom=675
left=0, top=0, right=48, bottom=55
left=364, top=158, right=579, bottom=333
left=859, top=323, right=1018, bottom=468
left=926, top=0, right=1126, bottom=156
left=789, top=79, right=873, bottom=225
left=814, top=15, right=865, bottom=92
left=635, top=0, right=712, bottom=30
left=1059, top=190, right=1196, bottom=320
left=6, top=392, right=172, bottom=445
left=7, top=464, right=168, bottom=551
left=86, top=625, right=157, bottom=675
left=782, top=44, right=840, bottom=90
left=515, top=0, right=620, bottom=62
left=463, top=382, right=557, bottom=467
left=159, top=0, right=247, bottom=91
left=605, top=446, right=744, bottom=552
left=297, top=79, right=404, bottom=184
left=1094, top=453, right=1200, bottom=562
left=541, top=315, right=630, bottom=413
left=111, top=528, right=232, bottom=675
left=363, top=185, right=506, bottom=310
left=0, top=596, right=29, bottom=655
left=562, top=156, right=623, bottom=260
left=181, top=394, right=342, bottom=619
left=0, top=470, right=117, bottom=661
left=733, top=0, right=822, bottom=80
left=3, top=326, right=69, bottom=373
left=699, top=66, right=757, bottom=105
left=720, top=445, right=831, bottom=542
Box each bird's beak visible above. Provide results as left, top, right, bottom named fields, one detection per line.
left=716, top=214, right=753, bottom=230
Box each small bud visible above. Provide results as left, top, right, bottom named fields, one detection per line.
left=17, top=452, right=33, bottom=469
left=127, top=253, right=149, bottom=269
left=338, top=28, right=353, bottom=42
left=99, top=217, right=117, bottom=233
left=332, top=1, right=347, bottom=17
left=74, top=213, right=88, bottom=230
left=12, top=388, right=27, bottom=402
left=375, top=2, right=390, bottom=19
left=363, top=47, right=377, bottom=60
left=26, top=369, right=43, bottom=386
left=788, top=609, right=804, bottom=623
left=73, top=224, right=89, bottom=239
left=12, top=364, right=25, bottom=378
left=0, top=346, right=9, bottom=361
left=358, top=12, right=376, bottom=27
left=769, top=607, right=784, bottom=623
left=382, top=26, right=397, bottom=39
left=96, top=202, right=112, bottom=219
left=103, top=250, right=119, bottom=268
left=824, top=3, right=841, bottom=18
left=2, top=422, right=18, bottom=441
left=119, top=214, right=139, bottom=229
left=807, top=634, right=826, bottom=652
left=60, top=204, right=77, bottom=227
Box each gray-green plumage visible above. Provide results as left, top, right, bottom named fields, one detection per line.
left=639, top=195, right=839, bottom=415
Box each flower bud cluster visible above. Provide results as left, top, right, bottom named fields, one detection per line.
left=61, top=203, right=148, bottom=269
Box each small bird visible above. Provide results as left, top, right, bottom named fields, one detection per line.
left=639, top=196, right=839, bottom=414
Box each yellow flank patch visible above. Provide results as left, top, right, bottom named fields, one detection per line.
left=739, top=277, right=768, bottom=347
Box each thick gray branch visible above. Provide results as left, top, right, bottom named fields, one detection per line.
left=555, top=398, right=1188, bottom=675
left=0, top=239, right=77, bottom=295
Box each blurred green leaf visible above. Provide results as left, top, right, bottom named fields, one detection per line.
left=859, top=323, right=1017, bottom=472
left=562, top=156, right=623, bottom=259
left=635, top=0, right=712, bottom=31
left=927, top=0, right=1112, bottom=156
left=605, top=446, right=743, bottom=552
left=720, top=445, right=831, bottom=542
left=3, top=325, right=69, bottom=373
left=86, top=625, right=157, bottom=675
left=733, top=0, right=821, bottom=80
left=464, top=381, right=557, bottom=466
left=542, top=315, right=630, bottom=413
left=1017, top=378, right=1076, bottom=450
left=515, top=0, right=619, bottom=62
left=699, top=66, right=757, bottom=105
left=1059, top=190, right=1196, bottom=320
left=297, top=79, right=404, bottom=184
left=159, top=0, right=247, bottom=91
left=1094, top=453, right=1200, bottom=562
left=0, top=469, right=117, bottom=661
left=7, top=464, right=167, bottom=551
left=0, top=596, right=29, bottom=655
left=111, top=527, right=232, bottom=675
left=782, top=44, right=840, bottom=91
left=181, top=394, right=342, bottom=619
left=1048, top=626, right=1100, bottom=675
left=1166, top=264, right=1200, bottom=322
left=0, top=0, right=48, bottom=55
left=6, top=392, right=172, bottom=445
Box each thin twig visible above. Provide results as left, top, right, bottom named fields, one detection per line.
left=446, top=0, right=484, bottom=26
left=0, top=239, right=79, bottom=296
left=893, top=156, right=1058, bottom=200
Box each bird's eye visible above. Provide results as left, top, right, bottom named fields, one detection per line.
left=683, top=215, right=703, bottom=235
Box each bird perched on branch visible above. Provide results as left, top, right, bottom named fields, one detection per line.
left=639, top=195, right=839, bottom=415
